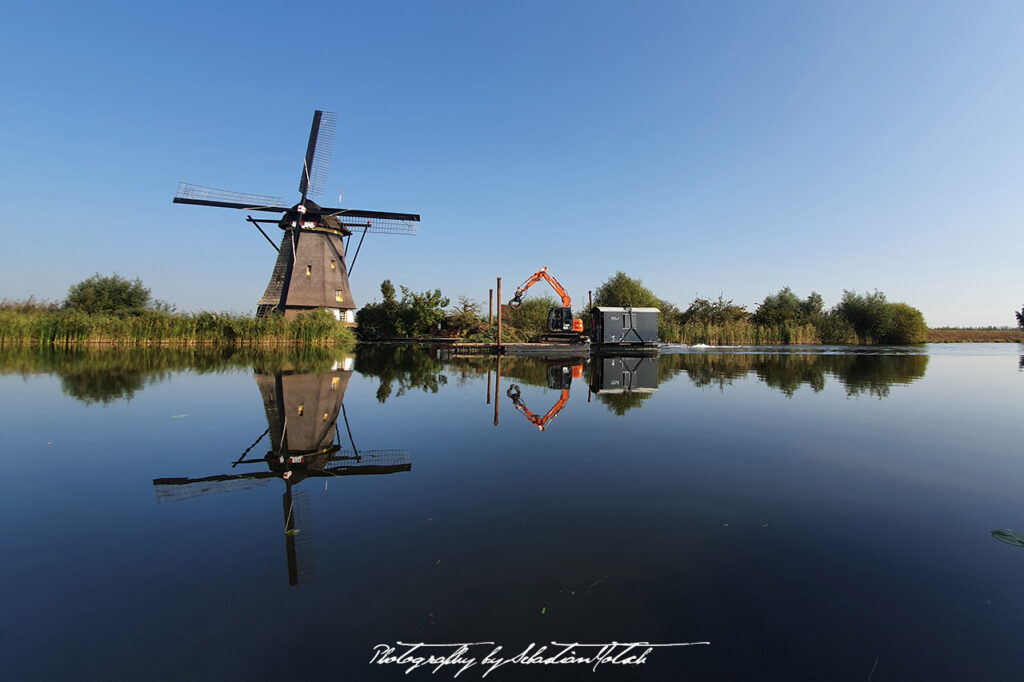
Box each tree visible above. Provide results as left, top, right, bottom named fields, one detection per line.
left=446, top=296, right=483, bottom=336
left=679, top=295, right=749, bottom=325
left=1016, top=305, right=1024, bottom=330
left=593, top=272, right=662, bottom=308
left=752, top=287, right=823, bottom=326
left=355, top=280, right=450, bottom=339
left=64, top=273, right=151, bottom=314
left=832, top=290, right=927, bottom=344
left=396, top=285, right=449, bottom=336
left=506, top=295, right=557, bottom=339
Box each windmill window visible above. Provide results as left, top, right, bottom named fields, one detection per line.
left=335, top=290, right=343, bottom=302
left=297, top=405, right=304, bottom=416
left=322, top=413, right=329, bottom=422
left=330, top=377, right=340, bottom=391
left=306, top=265, right=312, bottom=277
left=330, top=259, right=336, bottom=270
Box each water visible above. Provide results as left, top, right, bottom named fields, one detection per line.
left=1, top=344, right=1022, bottom=681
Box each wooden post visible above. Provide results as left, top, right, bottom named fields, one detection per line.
left=486, top=369, right=492, bottom=404
left=589, top=290, right=593, bottom=309
left=488, top=289, right=493, bottom=324
left=496, top=277, right=502, bottom=352
left=493, top=356, right=501, bottom=426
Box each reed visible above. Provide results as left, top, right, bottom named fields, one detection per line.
left=0, top=308, right=355, bottom=348
left=659, top=321, right=820, bottom=346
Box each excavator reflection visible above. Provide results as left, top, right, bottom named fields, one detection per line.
left=153, top=358, right=410, bottom=585
left=503, top=356, right=661, bottom=429
left=506, top=364, right=583, bottom=431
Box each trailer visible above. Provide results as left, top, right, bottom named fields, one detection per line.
left=590, top=306, right=660, bottom=349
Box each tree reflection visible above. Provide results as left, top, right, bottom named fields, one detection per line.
left=660, top=352, right=928, bottom=398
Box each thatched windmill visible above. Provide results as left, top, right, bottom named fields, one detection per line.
left=154, top=362, right=411, bottom=585
left=173, top=110, right=420, bottom=320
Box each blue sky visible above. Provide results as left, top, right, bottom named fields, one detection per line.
left=1, top=1, right=1021, bottom=326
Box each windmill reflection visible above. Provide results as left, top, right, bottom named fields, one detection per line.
left=153, top=357, right=410, bottom=585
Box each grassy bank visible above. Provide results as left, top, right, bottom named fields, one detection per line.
left=926, top=328, right=1024, bottom=343
left=0, top=307, right=355, bottom=348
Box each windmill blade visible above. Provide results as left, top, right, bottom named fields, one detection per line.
left=326, top=448, right=412, bottom=474
left=321, top=207, right=420, bottom=236
left=174, top=183, right=289, bottom=212
left=298, top=110, right=337, bottom=198
left=153, top=473, right=276, bottom=502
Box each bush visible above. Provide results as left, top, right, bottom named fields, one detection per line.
left=355, top=280, right=450, bottom=339
left=64, top=273, right=152, bottom=314
left=506, top=296, right=557, bottom=340
left=594, top=272, right=662, bottom=308
left=679, top=295, right=749, bottom=325
left=831, top=290, right=926, bottom=344
left=752, top=288, right=823, bottom=327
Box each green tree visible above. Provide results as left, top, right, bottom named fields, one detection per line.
left=355, top=281, right=450, bottom=339
left=446, top=296, right=483, bottom=336
left=752, top=287, right=823, bottom=326
left=397, top=286, right=450, bottom=337
left=593, top=272, right=662, bottom=308
left=506, top=295, right=557, bottom=339
left=355, top=280, right=400, bottom=339
left=832, top=290, right=926, bottom=344
left=1016, top=305, right=1024, bottom=330
left=679, top=295, right=749, bottom=325
left=64, top=273, right=151, bottom=314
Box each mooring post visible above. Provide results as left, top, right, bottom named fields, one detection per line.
left=496, top=277, right=502, bottom=352
left=488, top=289, right=493, bottom=324
left=494, top=356, right=501, bottom=426
left=486, top=368, right=492, bottom=404
left=589, top=290, right=593, bottom=309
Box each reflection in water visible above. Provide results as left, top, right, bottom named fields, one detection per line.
left=590, top=356, right=660, bottom=415
left=506, top=363, right=583, bottom=431
left=354, top=345, right=447, bottom=402
left=0, top=346, right=354, bottom=403
left=0, top=346, right=931, bottom=408
left=152, top=358, right=410, bottom=585
left=661, top=352, right=929, bottom=398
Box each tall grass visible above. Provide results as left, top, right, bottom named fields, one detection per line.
left=0, top=307, right=355, bottom=348
left=659, top=320, right=820, bottom=345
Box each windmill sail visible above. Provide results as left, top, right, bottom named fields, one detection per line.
left=299, top=110, right=337, bottom=198
left=173, top=183, right=287, bottom=211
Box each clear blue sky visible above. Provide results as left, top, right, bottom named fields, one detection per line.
left=1, top=1, right=1021, bottom=326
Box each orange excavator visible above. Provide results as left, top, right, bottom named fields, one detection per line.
left=508, top=266, right=585, bottom=342
left=506, top=364, right=584, bottom=431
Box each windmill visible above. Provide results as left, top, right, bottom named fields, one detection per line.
left=173, top=110, right=420, bottom=320
left=154, top=361, right=411, bottom=585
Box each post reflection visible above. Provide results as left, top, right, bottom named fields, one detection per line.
left=153, top=356, right=410, bottom=585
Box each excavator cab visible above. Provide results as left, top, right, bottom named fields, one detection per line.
left=548, top=306, right=572, bottom=333
left=547, top=363, right=584, bottom=390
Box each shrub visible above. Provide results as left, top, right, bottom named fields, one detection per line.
left=593, top=272, right=662, bottom=308
left=752, top=288, right=823, bottom=327
left=355, top=280, right=450, bottom=339
left=64, top=273, right=151, bottom=314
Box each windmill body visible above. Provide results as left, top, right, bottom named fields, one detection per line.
left=174, top=111, right=419, bottom=320
left=256, top=201, right=357, bottom=320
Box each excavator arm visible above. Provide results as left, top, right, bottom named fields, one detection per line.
left=506, top=385, right=571, bottom=432
left=509, top=266, right=572, bottom=308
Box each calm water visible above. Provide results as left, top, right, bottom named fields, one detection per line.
left=1, top=344, right=1022, bottom=681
